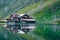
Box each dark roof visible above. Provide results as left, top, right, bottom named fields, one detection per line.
left=20, top=14, right=33, bottom=19
left=10, top=14, right=18, bottom=18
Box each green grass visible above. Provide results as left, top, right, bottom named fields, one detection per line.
left=16, top=2, right=40, bottom=14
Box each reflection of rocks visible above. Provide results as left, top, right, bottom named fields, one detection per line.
left=6, top=14, right=36, bottom=34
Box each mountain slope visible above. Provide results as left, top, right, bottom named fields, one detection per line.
left=16, top=0, right=60, bottom=40
left=0, top=0, right=41, bottom=19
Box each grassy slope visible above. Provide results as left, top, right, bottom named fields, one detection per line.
left=17, top=0, right=59, bottom=14
left=17, top=2, right=40, bottom=14
left=16, top=0, right=60, bottom=40
left=4, top=2, right=40, bottom=19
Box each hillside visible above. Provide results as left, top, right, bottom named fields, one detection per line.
left=0, top=0, right=41, bottom=19
left=0, top=0, right=60, bottom=40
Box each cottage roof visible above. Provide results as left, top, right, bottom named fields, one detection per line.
left=20, top=14, right=34, bottom=19
left=20, top=14, right=26, bottom=17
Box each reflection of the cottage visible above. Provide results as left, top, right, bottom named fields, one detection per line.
left=6, top=14, right=36, bottom=33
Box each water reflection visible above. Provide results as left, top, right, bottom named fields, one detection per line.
left=39, top=24, right=60, bottom=32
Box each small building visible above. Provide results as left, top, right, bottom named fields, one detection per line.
left=6, top=14, right=36, bottom=33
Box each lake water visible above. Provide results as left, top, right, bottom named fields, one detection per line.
left=1, top=23, right=60, bottom=33
left=39, top=24, right=60, bottom=32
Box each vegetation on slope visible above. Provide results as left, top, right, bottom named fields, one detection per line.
left=33, top=0, right=60, bottom=40
left=0, top=0, right=41, bottom=19
left=16, top=0, right=60, bottom=40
